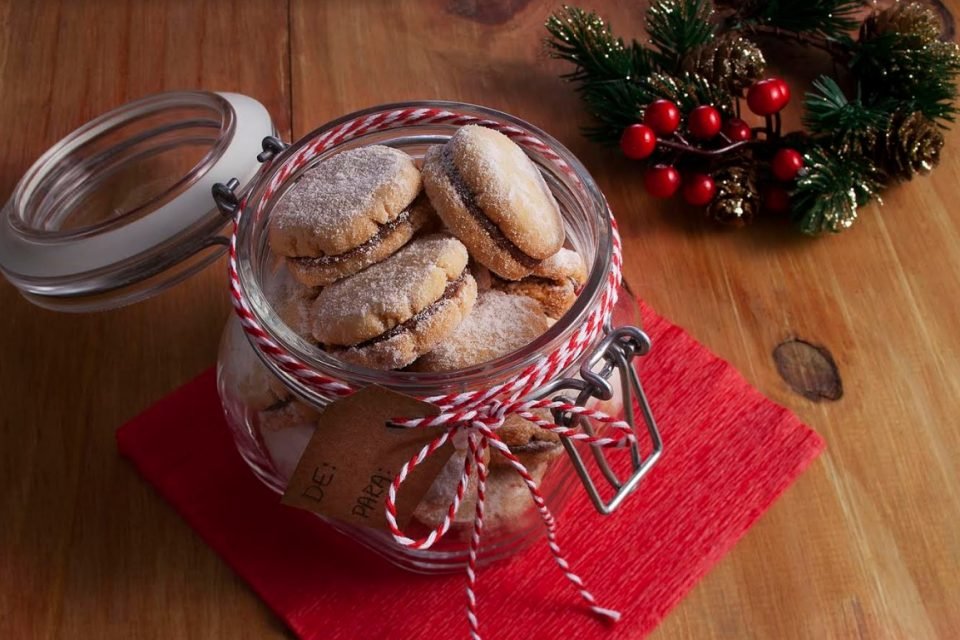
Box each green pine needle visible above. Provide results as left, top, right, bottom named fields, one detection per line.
left=545, top=6, right=656, bottom=142
left=579, top=81, right=651, bottom=143
left=792, top=146, right=883, bottom=235
left=645, top=0, right=716, bottom=70
left=545, top=6, right=651, bottom=83
left=747, top=0, right=862, bottom=38
left=803, top=76, right=894, bottom=150
left=638, top=71, right=734, bottom=114
left=852, top=32, right=960, bottom=123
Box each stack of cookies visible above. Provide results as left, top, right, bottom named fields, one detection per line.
left=249, top=125, right=591, bottom=530
left=266, top=125, right=588, bottom=371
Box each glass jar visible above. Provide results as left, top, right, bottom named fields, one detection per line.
left=216, top=102, right=660, bottom=573
left=0, top=94, right=661, bottom=575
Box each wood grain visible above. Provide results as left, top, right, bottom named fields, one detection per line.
left=1, top=0, right=959, bottom=638
left=0, top=1, right=291, bottom=638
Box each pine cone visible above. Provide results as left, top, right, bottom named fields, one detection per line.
left=683, top=33, right=765, bottom=94
left=878, top=111, right=944, bottom=180
left=862, top=2, right=942, bottom=45
left=708, top=166, right=759, bottom=227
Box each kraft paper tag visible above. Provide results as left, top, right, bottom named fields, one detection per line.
left=282, top=385, right=454, bottom=531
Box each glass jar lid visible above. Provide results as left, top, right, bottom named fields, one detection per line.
left=0, top=90, right=274, bottom=311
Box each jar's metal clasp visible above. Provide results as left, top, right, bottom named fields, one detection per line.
left=536, top=326, right=663, bottom=515
left=212, top=136, right=290, bottom=219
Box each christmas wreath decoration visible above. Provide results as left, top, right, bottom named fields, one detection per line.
left=544, top=1, right=960, bottom=234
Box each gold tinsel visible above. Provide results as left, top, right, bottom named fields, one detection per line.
left=865, top=2, right=943, bottom=45
left=640, top=71, right=734, bottom=114
left=879, top=111, right=945, bottom=180
left=838, top=128, right=878, bottom=158
left=707, top=166, right=759, bottom=226
left=642, top=72, right=702, bottom=106
left=682, top=33, right=765, bottom=94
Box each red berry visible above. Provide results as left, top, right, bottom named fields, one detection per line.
left=619, top=124, right=658, bottom=160
left=723, top=117, right=752, bottom=142
left=747, top=78, right=791, bottom=116
left=687, top=105, right=722, bottom=140
left=763, top=185, right=791, bottom=213
left=644, top=164, right=681, bottom=199
left=682, top=173, right=716, bottom=206
left=643, top=99, right=681, bottom=135
left=771, top=148, right=804, bottom=182
left=772, top=78, right=791, bottom=105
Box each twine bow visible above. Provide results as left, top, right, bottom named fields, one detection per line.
left=384, top=395, right=636, bottom=640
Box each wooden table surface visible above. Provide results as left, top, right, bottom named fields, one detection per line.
left=1, top=1, right=958, bottom=638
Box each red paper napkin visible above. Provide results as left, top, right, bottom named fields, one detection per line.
left=117, top=302, right=824, bottom=639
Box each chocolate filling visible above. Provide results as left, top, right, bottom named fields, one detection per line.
left=440, top=146, right=540, bottom=270
left=328, top=273, right=468, bottom=351
left=520, top=276, right=564, bottom=287
left=494, top=274, right=579, bottom=290
left=291, top=208, right=412, bottom=267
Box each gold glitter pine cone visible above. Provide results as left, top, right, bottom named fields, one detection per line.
left=682, top=33, right=765, bottom=94
left=708, top=166, right=760, bottom=227
left=879, top=111, right=944, bottom=180
left=863, top=2, right=943, bottom=45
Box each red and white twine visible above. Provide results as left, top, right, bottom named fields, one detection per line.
left=228, top=107, right=632, bottom=638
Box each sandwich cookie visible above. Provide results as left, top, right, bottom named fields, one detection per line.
left=221, top=317, right=320, bottom=434
left=411, top=289, right=562, bottom=468
left=410, top=288, right=549, bottom=372
left=422, top=125, right=565, bottom=280
left=269, top=145, right=429, bottom=287
left=492, top=248, right=588, bottom=319
left=413, top=451, right=552, bottom=532
left=311, top=234, right=478, bottom=370
left=470, top=261, right=494, bottom=291
left=264, top=267, right=322, bottom=339
left=221, top=317, right=289, bottom=412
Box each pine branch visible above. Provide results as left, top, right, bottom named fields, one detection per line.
left=803, top=76, right=894, bottom=153
left=579, top=81, right=651, bottom=144
left=736, top=0, right=863, bottom=39
left=852, top=32, right=960, bottom=123
left=545, top=7, right=651, bottom=83
left=545, top=7, right=657, bottom=143
left=645, top=0, right=716, bottom=71
left=791, top=145, right=883, bottom=234
left=638, top=71, right=734, bottom=114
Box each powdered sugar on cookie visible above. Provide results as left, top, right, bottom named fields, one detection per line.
left=268, top=273, right=320, bottom=339
left=532, top=247, right=587, bottom=284
left=450, top=125, right=564, bottom=259
left=268, top=145, right=421, bottom=258
left=332, top=273, right=477, bottom=370
left=312, top=234, right=469, bottom=346
left=412, top=289, right=548, bottom=371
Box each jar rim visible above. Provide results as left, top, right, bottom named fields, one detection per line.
left=0, top=90, right=274, bottom=311
left=8, top=91, right=234, bottom=241
left=235, top=100, right=614, bottom=398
